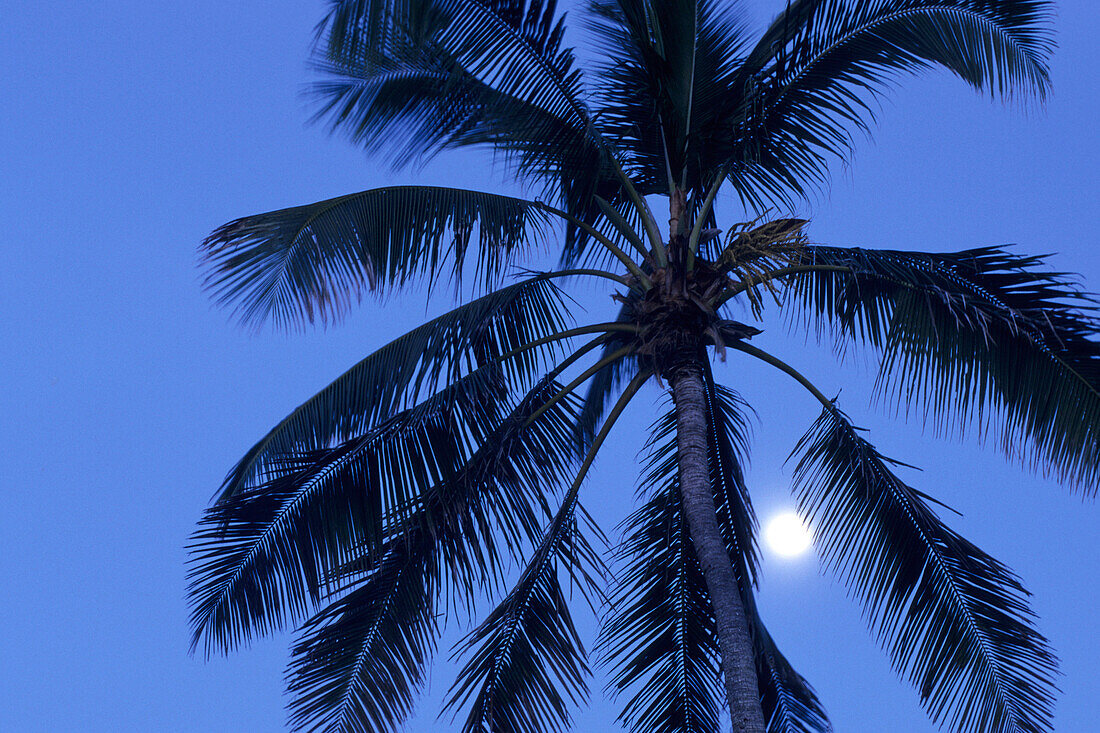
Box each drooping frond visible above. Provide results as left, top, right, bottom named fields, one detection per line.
left=585, top=0, right=751, bottom=195
left=746, top=595, right=831, bottom=733
left=599, top=484, right=725, bottom=733
left=200, top=186, right=550, bottom=329
left=317, top=0, right=586, bottom=157
left=444, top=509, right=596, bottom=733
left=286, top=536, right=437, bottom=733
left=731, top=0, right=1053, bottom=203
left=187, top=366, right=506, bottom=656
left=283, top=376, right=584, bottom=732
left=786, top=245, right=1100, bottom=493
left=700, top=360, right=759, bottom=586
left=791, top=407, right=1058, bottom=733
left=428, top=375, right=588, bottom=602
left=600, top=379, right=771, bottom=732
left=445, top=369, right=649, bottom=733
left=312, top=17, right=610, bottom=189
left=216, top=275, right=570, bottom=501
left=599, top=393, right=824, bottom=733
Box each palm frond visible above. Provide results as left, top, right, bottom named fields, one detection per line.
left=746, top=596, right=831, bottom=733
left=585, top=0, right=751, bottom=196
left=283, top=375, right=583, bottom=732
left=430, top=375, right=587, bottom=604
left=786, top=244, right=1100, bottom=493
left=443, top=469, right=598, bottom=733
left=318, top=0, right=582, bottom=129
left=444, top=514, right=596, bottom=733
left=201, top=186, right=552, bottom=329
left=791, top=407, right=1058, bottom=733
left=216, top=275, right=570, bottom=501
left=313, top=0, right=635, bottom=250
left=599, top=394, right=824, bottom=733
left=187, top=366, right=506, bottom=656
left=598, top=379, right=766, bottom=732
left=445, top=369, right=650, bottom=733
left=286, top=536, right=437, bottom=733
left=701, top=360, right=759, bottom=586
left=311, top=32, right=615, bottom=198
left=599, top=485, right=725, bottom=733
left=731, top=0, right=1053, bottom=202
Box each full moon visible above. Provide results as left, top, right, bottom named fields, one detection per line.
left=764, top=512, right=813, bottom=558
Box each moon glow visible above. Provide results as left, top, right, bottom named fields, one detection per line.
left=764, top=512, right=813, bottom=558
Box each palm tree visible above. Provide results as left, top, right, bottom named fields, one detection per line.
left=185, top=1, right=1080, bottom=732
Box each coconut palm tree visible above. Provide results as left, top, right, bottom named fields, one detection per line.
left=187, top=1, right=1080, bottom=732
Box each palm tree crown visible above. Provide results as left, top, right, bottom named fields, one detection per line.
left=188, top=2, right=1081, bottom=732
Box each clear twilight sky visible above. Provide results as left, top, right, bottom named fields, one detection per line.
left=2, top=2, right=1097, bottom=731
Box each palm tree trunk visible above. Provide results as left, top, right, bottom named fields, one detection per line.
left=671, top=359, right=767, bottom=733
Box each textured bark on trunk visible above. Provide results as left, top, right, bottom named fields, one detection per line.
left=671, top=360, right=767, bottom=733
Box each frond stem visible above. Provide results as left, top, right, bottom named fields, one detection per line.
left=524, top=345, right=636, bottom=428
left=658, top=114, right=678, bottom=202
left=533, top=202, right=653, bottom=288
left=685, top=167, right=728, bottom=273
left=536, top=268, right=634, bottom=288
left=496, top=322, right=640, bottom=365
left=552, top=368, right=652, bottom=520
left=727, top=341, right=836, bottom=414
left=543, top=335, right=615, bottom=382
left=712, top=264, right=852, bottom=307
left=594, top=195, right=651, bottom=261
left=603, top=155, right=668, bottom=268
left=679, top=5, right=698, bottom=191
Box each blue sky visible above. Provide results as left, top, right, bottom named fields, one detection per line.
left=2, top=1, right=1097, bottom=731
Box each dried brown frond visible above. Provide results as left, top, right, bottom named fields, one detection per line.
left=720, top=215, right=810, bottom=316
